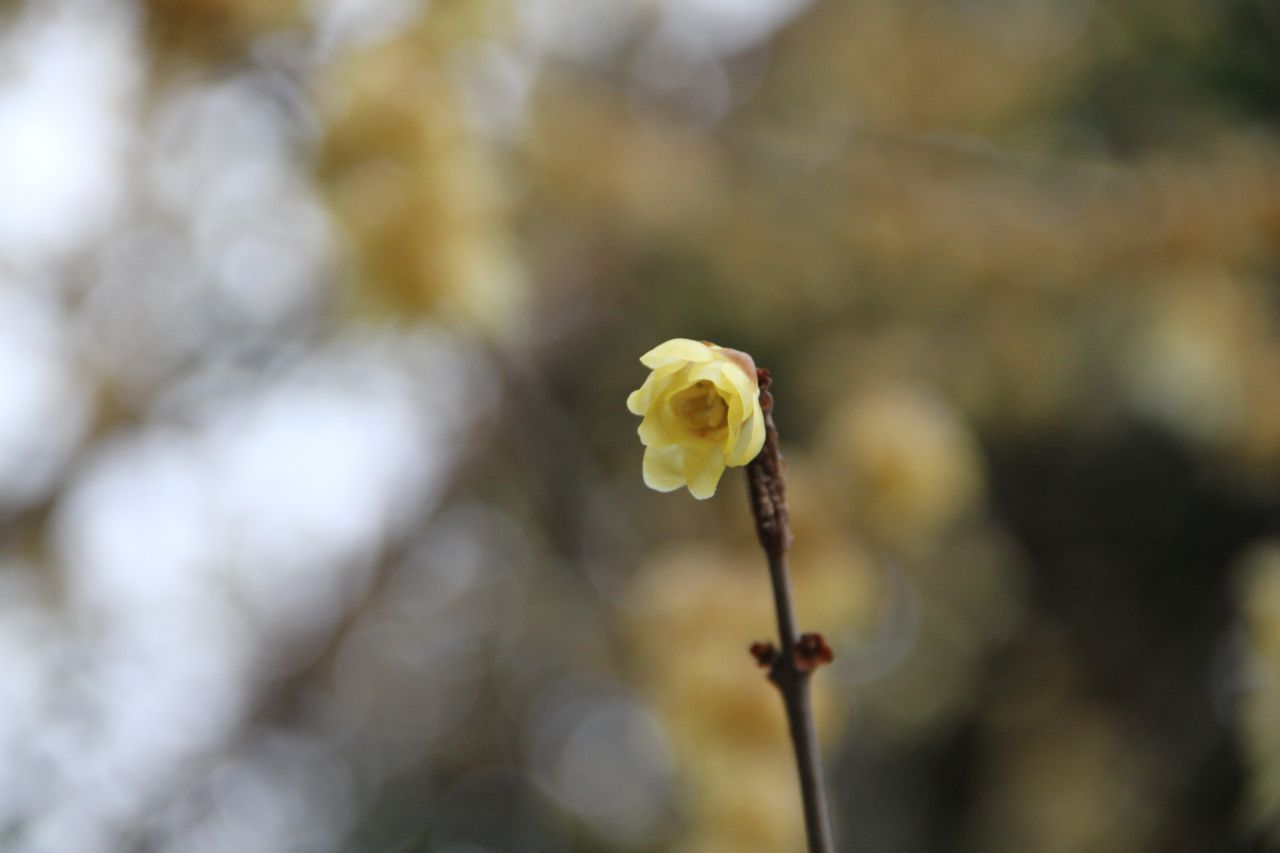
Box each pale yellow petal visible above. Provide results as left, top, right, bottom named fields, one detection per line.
left=626, top=361, right=687, bottom=414
left=715, top=359, right=758, bottom=411
left=639, top=371, right=699, bottom=447
left=683, top=447, right=727, bottom=499
left=711, top=345, right=757, bottom=381
left=639, top=338, right=715, bottom=369
left=643, top=445, right=685, bottom=492
left=638, top=410, right=673, bottom=446
left=727, top=408, right=766, bottom=466
left=686, top=361, right=745, bottom=448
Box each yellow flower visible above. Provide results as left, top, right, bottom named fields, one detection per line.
left=626, top=338, right=766, bottom=499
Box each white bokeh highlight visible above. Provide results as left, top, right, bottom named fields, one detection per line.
left=0, top=284, right=93, bottom=507
left=0, top=3, right=138, bottom=269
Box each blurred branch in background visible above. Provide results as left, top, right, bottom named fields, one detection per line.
left=0, top=0, right=1279, bottom=851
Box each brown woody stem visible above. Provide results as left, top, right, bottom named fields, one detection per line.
left=745, top=368, right=836, bottom=853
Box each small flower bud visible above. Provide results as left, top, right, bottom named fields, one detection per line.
left=749, top=641, right=779, bottom=668
left=793, top=633, right=835, bottom=673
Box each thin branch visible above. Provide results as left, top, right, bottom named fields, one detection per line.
left=746, top=368, right=837, bottom=853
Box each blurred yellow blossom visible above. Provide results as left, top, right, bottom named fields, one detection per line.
left=823, top=385, right=985, bottom=548
left=315, top=19, right=528, bottom=337
left=625, top=544, right=858, bottom=852
left=626, top=339, right=766, bottom=499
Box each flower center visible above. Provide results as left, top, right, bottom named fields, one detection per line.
left=670, top=380, right=728, bottom=437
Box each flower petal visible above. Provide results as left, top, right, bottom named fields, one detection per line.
left=683, top=446, right=727, bottom=499
left=715, top=359, right=758, bottom=411
left=637, top=411, right=670, bottom=446
left=728, top=408, right=766, bottom=465
left=638, top=374, right=698, bottom=447
left=642, top=445, right=685, bottom=492
left=686, top=361, right=745, bottom=441
left=626, top=361, right=688, bottom=415
left=713, top=346, right=757, bottom=381
left=639, top=338, right=715, bottom=369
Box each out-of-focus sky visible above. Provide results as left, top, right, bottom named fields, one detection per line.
left=2, top=0, right=1280, bottom=850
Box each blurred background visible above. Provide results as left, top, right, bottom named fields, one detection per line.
left=2, top=0, right=1280, bottom=850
